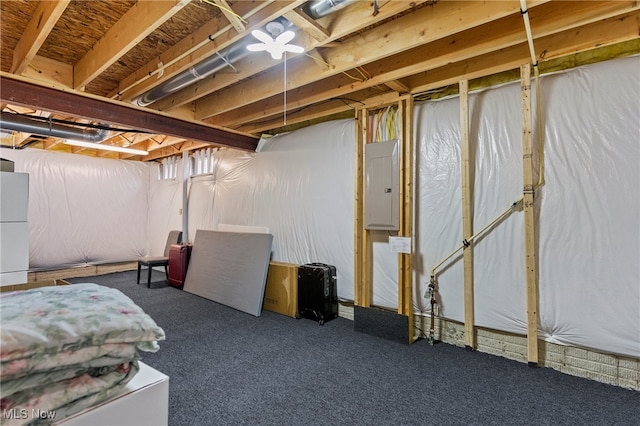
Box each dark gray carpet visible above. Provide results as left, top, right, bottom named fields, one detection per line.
left=69, top=271, right=639, bottom=426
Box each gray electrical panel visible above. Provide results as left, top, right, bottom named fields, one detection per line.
left=364, top=139, right=399, bottom=231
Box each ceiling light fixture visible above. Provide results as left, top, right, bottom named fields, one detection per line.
left=64, top=139, right=148, bottom=156
left=247, top=21, right=304, bottom=60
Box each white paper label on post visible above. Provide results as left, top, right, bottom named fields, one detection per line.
left=389, top=236, right=411, bottom=254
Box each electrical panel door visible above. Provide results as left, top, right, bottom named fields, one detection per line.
left=364, top=139, right=399, bottom=231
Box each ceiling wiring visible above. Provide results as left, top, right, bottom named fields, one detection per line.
left=239, top=96, right=364, bottom=128
left=200, top=0, right=248, bottom=24
left=114, top=1, right=250, bottom=100
left=368, top=104, right=398, bottom=143
left=304, top=52, right=367, bottom=82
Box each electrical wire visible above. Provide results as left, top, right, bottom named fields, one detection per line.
left=304, top=52, right=365, bottom=82
left=114, top=0, right=248, bottom=100
left=236, top=97, right=362, bottom=128
left=200, top=0, right=248, bottom=24
left=367, top=105, right=398, bottom=143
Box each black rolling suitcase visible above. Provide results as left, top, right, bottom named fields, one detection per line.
left=297, top=263, right=338, bottom=325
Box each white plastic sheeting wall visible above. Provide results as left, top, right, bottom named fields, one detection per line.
left=147, top=161, right=183, bottom=254
left=0, top=149, right=150, bottom=269
left=414, top=56, right=639, bottom=358
left=414, top=81, right=527, bottom=332
left=185, top=121, right=356, bottom=300
left=536, top=57, right=639, bottom=357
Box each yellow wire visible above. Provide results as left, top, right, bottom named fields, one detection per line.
left=355, top=67, right=369, bottom=80
left=200, top=0, right=248, bottom=24
left=304, top=53, right=363, bottom=82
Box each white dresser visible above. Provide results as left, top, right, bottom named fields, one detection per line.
left=0, top=171, right=29, bottom=286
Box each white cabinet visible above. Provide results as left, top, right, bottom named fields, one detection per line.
left=0, top=172, right=29, bottom=286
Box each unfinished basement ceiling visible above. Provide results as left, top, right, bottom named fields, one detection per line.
left=0, top=0, right=638, bottom=161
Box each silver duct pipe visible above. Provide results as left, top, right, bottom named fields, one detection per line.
left=0, top=113, right=110, bottom=142
left=133, top=42, right=251, bottom=107
left=302, top=0, right=353, bottom=19
left=133, top=0, right=355, bottom=107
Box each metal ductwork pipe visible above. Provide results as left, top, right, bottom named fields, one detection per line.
left=0, top=113, right=110, bottom=142
left=133, top=43, right=251, bottom=107
left=133, top=0, right=354, bottom=107
left=303, top=0, right=353, bottom=19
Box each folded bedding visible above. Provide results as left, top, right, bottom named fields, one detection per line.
left=0, top=283, right=165, bottom=425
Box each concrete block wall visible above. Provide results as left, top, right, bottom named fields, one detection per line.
left=340, top=306, right=639, bottom=391
left=412, top=314, right=639, bottom=391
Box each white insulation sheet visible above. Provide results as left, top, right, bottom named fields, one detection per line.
left=415, top=56, right=639, bottom=357
left=0, top=149, right=150, bottom=269
left=186, top=120, right=356, bottom=301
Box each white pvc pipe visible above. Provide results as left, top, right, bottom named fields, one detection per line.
left=182, top=150, right=190, bottom=243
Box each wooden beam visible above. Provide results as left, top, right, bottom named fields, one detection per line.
left=205, top=0, right=637, bottom=126
left=283, top=9, right=330, bottom=43
left=10, top=0, right=70, bottom=75
left=113, top=1, right=305, bottom=102
left=407, top=11, right=640, bottom=94
left=160, top=0, right=434, bottom=112
left=460, top=79, right=476, bottom=350
left=232, top=100, right=355, bottom=134
left=74, top=0, right=191, bottom=89
left=354, top=107, right=372, bottom=307
left=0, top=73, right=258, bottom=151
left=22, top=55, right=73, bottom=87
left=143, top=140, right=213, bottom=161
left=521, top=63, right=539, bottom=366
left=212, top=0, right=246, bottom=33
left=398, top=97, right=414, bottom=343
left=385, top=80, right=410, bottom=94
left=194, top=0, right=542, bottom=119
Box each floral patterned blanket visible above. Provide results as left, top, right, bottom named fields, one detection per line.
left=0, top=283, right=165, bottom=426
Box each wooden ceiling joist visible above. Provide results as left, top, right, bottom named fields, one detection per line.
left=113, top=1, right=306, bottom=103
left=283, top=9, right=330, bottom=43
left=212, top=0, right=246, bottom=34
left=10, top=0, right=70, bottom=75
left=406, top=12, right=640, bottom=95
left=73, top=0, right=191, bottom=90
left=0, top=73, right=258, bottom=151
left=206, top=0, right=639, bottom=127
left=194, top=0, right=542, bottom=120
left=153, top=0, right=429, bottom=112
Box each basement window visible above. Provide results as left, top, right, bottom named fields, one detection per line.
left=190, top=148, right=216, bottom=177
left=158, top=156, right=179, bottom=180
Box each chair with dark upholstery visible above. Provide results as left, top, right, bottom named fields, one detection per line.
left=137, top=230, right=182, bottom=288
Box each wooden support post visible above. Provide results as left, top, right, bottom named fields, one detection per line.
left=460, top=79, right=476, bottom=350
left=397, top=96, right=415, bottom=342
left=356, top=96, right=414, bottom=344
left=521, top=63, right=539, bottom=366
left=354, top=107, right=371, bottom=307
